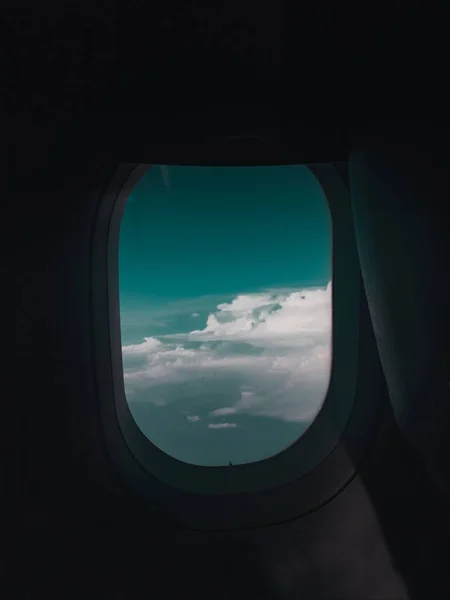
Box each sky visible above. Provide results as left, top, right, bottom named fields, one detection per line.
left=119, top=165, right=332, bottom=466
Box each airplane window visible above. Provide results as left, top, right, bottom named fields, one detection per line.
left=119, top=165, right=332, bottom=466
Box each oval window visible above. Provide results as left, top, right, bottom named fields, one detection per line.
left=119, top=165, right=332, bottom=466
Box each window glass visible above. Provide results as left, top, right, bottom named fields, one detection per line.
left=119, top=165, right=332, bottom=466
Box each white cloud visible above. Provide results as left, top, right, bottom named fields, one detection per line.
left=122, top=284, right=332, bottom=422
left=122, top=336, right=162, bottom=355
left=211, top=407, right=238, bottom=416
left=187, top=415, right=200, bottom=422
left=210, top=389, right=263, bottom=418
left=192, top=313, right=200, bottom=317
left=189, top=283, right=332, bottom=347
left=208, top=423, right=237, bottom=429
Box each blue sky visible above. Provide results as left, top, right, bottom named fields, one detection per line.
left=119, top=165, right=332, bottom=466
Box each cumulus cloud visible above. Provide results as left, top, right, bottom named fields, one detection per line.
left=122, top=336, right=162, bottom=355
left=187, top=415, right=200, bottom=422
left=208, top=423, right=237, bottom=429
left=189, top=283, right=332, bottom=347
left=122, top=284, right=332, bottom=422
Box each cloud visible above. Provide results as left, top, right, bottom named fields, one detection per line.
left=187, top=415, right=200, bottom=422
left=189, top=283, right=332, bottom=348
left=210, top=389, right=265, bottom=418
left=122, top=336, right=162, bottom=355
left=208, top=423, right=237, bottom=429
left=211, top=407, right=238, bottom=416
left=122, top=284, right=332, bottom=422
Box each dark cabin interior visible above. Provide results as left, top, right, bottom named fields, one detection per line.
left=4, top=5, right=450, bottom=599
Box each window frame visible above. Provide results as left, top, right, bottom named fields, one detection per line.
left=92, top=160, right=381, bottom=529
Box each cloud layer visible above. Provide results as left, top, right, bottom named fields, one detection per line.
left=122, top=284, right=332, bottom=423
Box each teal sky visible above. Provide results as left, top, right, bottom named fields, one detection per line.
left=119, top=165, right=331, bottom=304
left=119, top=165, right=333, bottom=466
